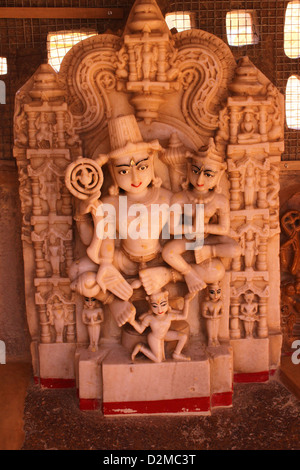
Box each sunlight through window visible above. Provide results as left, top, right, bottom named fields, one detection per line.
left=284, top=1, right=300, bottom=58
left=286, top=75, right=300, bottom=129
left=165, top=12, right=194, bottom=32
left=226, top=10, right=259, bottom=47
left=47, top=30, right=97, bottom=72
left=0, top=57, right=7, bottom=75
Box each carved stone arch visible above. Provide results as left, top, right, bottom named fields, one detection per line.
left=172, top=29, right=237, bottom=140
left=58, top=34, right=124, bottom=136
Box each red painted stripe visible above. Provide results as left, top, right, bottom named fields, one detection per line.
left=80, top=398, right=101, bottom=411
left=39, top=377, right=76, bottom=389
left=211, top=391, right=233, bottom=408
left=103, top=396, right=211, bottom=415
left=234, top=371, right=269, bottom=383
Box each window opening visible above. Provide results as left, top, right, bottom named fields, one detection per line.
left=226, top=10, right=259, bottom=47
left=0, top=57, right=7, bottom=75
left=47, top=30, right=97, bottom=72
left=165, top=12, right=194, bottom=32
left=286, top=75, right=300, bottom=130
left=284, top=1, right=300, bottom=58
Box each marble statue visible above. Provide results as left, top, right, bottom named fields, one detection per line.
left=82, top=297, right=104, bottom=352
left=239, top=290, right=259, bottom=338
left=13, top=0, right=284, bottom=415
left=201, top=283, right=223, bottom=347
left=129, top=291, right=196, bottom=363
left=161, top=138, right=241, bottom=293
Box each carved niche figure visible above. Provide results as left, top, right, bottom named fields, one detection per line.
left=201, top=283, right=223, bottom=347
left=239, top=290, right=259, bottom=338
left=47, top=295, right=68, bottom=343
left=46, top=233, right=64, bottom=277
left=237, top=108, right=261, bottom=144
left=128, top=291, right=196, bottom=363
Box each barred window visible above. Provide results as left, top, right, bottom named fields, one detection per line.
left=226, top=10, right=259, bottom=47
left=165, top=12, right=194, bottom=32
left=286, top=75, right=300, bottom=129
left=0, top=57, right=7, bottom=75
left=47, top=30, right=97, bottom=72
left=284, top=1, right=300, bottom=58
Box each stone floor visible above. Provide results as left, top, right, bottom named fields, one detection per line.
left=1, top=361, right=299, bottom=451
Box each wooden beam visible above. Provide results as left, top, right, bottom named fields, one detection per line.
left=280, top=160, right=300, bottom=171
left=0, top=7, right=123, bottom=19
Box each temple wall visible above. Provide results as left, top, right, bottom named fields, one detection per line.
left=0, top=161, right=31, bottom=361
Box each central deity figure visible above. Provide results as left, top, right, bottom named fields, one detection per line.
left=67, top=114, right=238, bottom=354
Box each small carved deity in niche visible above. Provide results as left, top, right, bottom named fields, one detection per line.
left=41, top=171, right=60, bottom=214
left=128, top=291, right=196, bottom=363
left=239, top=290, right=259, bottom=338
left=36, top=112, right=53, bottom=148
left=47, top=296, right=67, bottom=343
left=237, top=108, right=261, bottom=144
left=243, top=162, right=258, bottom=209
left=241, top=228, right=259, bottom=271
left=201, top=283, right=223, bottom=347
left=162, top=138, right=241, bottom=293
left=82, top=297, right=104, bottom=352
left=46, top=233, right=63, bottom=277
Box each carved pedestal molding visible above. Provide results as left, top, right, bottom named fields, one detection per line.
left=14, top=0, right=284, bottom=414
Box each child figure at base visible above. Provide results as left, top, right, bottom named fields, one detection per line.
left=201, top=283, right=223, bottom=347
left=128, top=291, right=196, bottom=363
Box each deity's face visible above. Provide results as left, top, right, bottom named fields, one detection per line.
left=244, top=292, right=254, bottom=303
left=84, top=297, right=97, bottom=308
left=111, top=152, right=153, bottom=194
left=208, top=285, right=221, bottom=302
left=188, top=157, right=222, bottom=193
left=149, top=292, right=169, bottom=316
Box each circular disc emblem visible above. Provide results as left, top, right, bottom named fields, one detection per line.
left=65, top=157, right=103, bottom=200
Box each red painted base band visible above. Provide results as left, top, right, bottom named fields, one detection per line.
left=234, top=371, right=269, bottom=383
left=38, top=377, right=76, bottom=389
left=103, top=396, right=211, bottom=415
left=211, top=391, right=233, bottom=408
left=80, top=398, right=101, bottom=411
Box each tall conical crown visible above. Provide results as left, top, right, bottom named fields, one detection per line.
left=107, top=114, right=162, bottom=160
left=194, top=138, right=226, bottom=167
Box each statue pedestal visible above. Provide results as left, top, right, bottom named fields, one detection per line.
left=37, top=343, right=77, bottom=388
left=231, top=337, right=270, bottom=382
left=76, top=338, right=233, bottom=415
left=231, top=333, right=282, bottom=383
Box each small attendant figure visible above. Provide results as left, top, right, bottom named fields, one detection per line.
left=239, top=290, right=259, bottom=338
left=201, top=283, right=223, bottom=347
left=82, top=297, right=104, bottom=352
left=128, top=291, right=196, bottom=363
